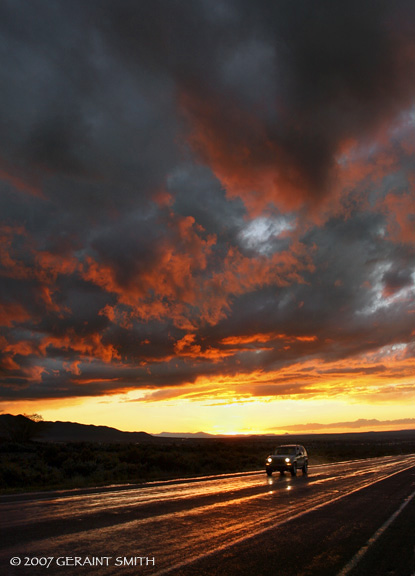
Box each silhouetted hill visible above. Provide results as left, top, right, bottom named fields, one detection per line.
left=0, top=414, right=155, bottom=443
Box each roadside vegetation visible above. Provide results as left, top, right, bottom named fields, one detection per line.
left=1, top=430, right=415, bottom=493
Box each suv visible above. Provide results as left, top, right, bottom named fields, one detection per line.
left=265, top=444, right=308, bottom=477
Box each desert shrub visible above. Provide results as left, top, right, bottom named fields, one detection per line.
left=0, top=462, right=29, bottom=487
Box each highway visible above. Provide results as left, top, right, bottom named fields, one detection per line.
left=1, top=454, right=415, bottom=576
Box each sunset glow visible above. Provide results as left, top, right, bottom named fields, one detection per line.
left=0, top=1, right=414, bottom=436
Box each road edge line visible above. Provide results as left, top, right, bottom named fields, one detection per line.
left=337, top=488, right=415, bottom=576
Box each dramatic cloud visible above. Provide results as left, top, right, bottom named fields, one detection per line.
left=0, top=0, right=414, bottom=414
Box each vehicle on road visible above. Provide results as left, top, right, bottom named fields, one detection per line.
left=265, top=444, right=308, bottom=477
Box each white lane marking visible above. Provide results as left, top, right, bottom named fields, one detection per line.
left=151, top=463, right=415, bottom=576
left=337, top=488, right=415, bottom=576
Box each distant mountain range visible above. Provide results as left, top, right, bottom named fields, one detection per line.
left=155, top=431, right=215, bottom=438
left=0, top=414, right=155, bottom=443
left=1, top=414, right=415, bottom=444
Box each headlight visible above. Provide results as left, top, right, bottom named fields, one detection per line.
left=285, top=457, right=290, bottom=463
left=267, top=457, right=272, bottom=463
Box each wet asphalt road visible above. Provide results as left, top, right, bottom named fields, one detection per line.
left=1, top=454, right=415, bottom=576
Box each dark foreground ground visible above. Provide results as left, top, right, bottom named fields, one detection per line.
left=1, top=428, right=415, bottom=493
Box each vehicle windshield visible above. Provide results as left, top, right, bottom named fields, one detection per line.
left=274, top=446, right=296, bottom=455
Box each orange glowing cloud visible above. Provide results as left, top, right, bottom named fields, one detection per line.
left=34, top=250, right=78, bottom=282
left=181, top=91, right=312, bottom=215
left=173, top=333, right=235, bottom=361
left=40, top=332, right=121, bottom=364
left=217, top=245, right=306, bottom=289
left=0, top=302, right=30, bottom=327
left=0, top=225, right=78, bottom=286
left=2, top=339, right=38, bottom=357
left=221, top=333, right=318, bottom=347
left=221, top=333, right=280, bottom=346
left=82, top=214, right=314, bottom=330
left=381, top=191, right=415, bottom=243
left=81, top=215, right=217, bottom=328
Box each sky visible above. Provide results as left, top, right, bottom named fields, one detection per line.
left=0, top=0, right=414, bottom=435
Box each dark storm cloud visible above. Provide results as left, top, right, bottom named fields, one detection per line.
left=97, top=0, right=415, bottom=209
left=0, top=0, right=179, bottom=210
left=2, top=0, right=415, bottom=208
left=0, top=0, right=414, bottom=402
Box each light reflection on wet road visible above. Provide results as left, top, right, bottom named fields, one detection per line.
left=1, top=455, right=415, bottom=575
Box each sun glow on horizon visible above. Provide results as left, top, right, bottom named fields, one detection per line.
left=3, top=389, right=415, bottom=437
